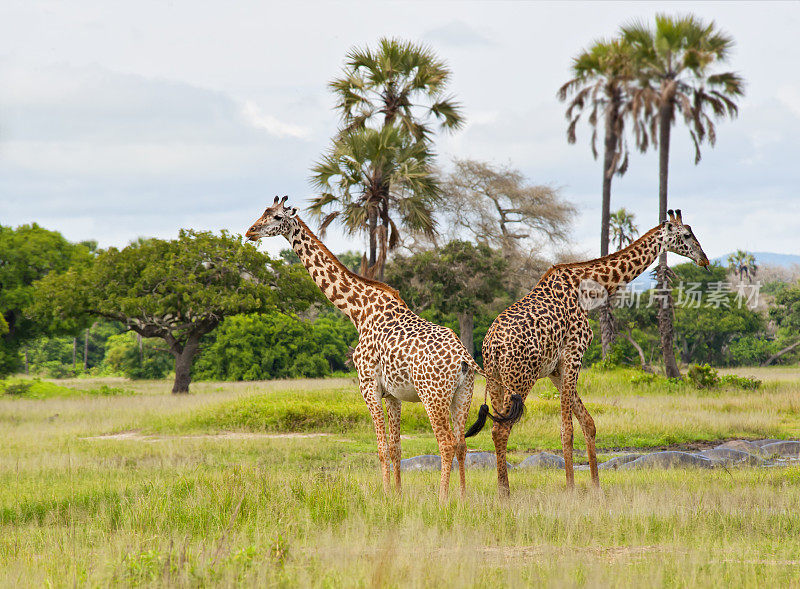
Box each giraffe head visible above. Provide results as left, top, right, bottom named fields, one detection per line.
left=660, top=209, right=709, bottom=266
left=245, top=196, right=298, bottom=241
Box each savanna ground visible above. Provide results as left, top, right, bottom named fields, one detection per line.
left=2, top=367, right=800, bottom=587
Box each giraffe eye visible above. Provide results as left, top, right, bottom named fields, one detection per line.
left=273, top=215, right=282, bottom=220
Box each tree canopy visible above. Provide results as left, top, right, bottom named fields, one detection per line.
left=29, top=230, right=322, bottom=392
left=0, top=223, right=93, bottom=375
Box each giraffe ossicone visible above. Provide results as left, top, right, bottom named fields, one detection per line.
left=467, top=210, right=709, bottom=496
left=246, top=197, right=481, bottom=504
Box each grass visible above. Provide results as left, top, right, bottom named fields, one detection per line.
left=1, top=367, right=799, bottom=587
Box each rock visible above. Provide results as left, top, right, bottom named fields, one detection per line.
left=700, top=448, right=765, bottom=466
left=715, top=440, right=767, bottom=458
left=454, top=451, right=498, bottom=470
left=599, top=454, right=641, bottom=470
left=517, top=452, right=565, bottom=469
left=761, top=441, right=800, bottom=459
left=620, top=451, right=715, bottom=470
left=751, top=439, right=784, bottom=448
left=574, top=465, right=590, bottom=471
left=400, top=454, right=441, bottom=471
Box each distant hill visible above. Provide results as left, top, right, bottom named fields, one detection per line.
left=624, top=251, right=800, bottom=290
left=713, top=252, right=800, bottom=268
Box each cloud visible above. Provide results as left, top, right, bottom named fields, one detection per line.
left=241, top=100, right=310, bottom=139
left=423, top=20, right=494, bottom=47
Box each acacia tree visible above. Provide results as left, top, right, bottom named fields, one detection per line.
left=312, top=38, right=464, bottom=279
left=309, top=125, right=440, bottom=281
left=385, top=241, right=507, bottom=356
left=29, top=230, right=321, bottom=393
left=439, top=159, right=575, bottom=293
left=622, top=14, right=744, bottom=377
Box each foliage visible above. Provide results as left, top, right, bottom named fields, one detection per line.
left=29, top=230, right=322, bottom=392
left=438, top=159, right=575, bottom=293
left=0, top=224, right=93, bottom=376
left=686, top=363, right=720, bottom=388
left=609, top=208, right=639, bottom=250
left=621, top=14, right=745, bottom=162
left=102, top=332, right=174, bottom=380
left=727, top=249, right=757, bottom=282
left=309, top=125, right=440, bottom=279
left=193, top=311, right=358, bottom=381
left=770, top=280, right=800, bottom=332
left=329, top=37, right=464, bottom=141
left=687, top=364, right=761, bottom=390
left=0, top=378, right=134, bottom=399
left=313, top=38, right=462, bottom=279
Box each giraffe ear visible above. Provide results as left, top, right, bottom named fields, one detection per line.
left=289, top=207, right=298, bottom=217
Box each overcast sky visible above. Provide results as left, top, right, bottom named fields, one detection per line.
left=1, top=1, right=798, bottom=264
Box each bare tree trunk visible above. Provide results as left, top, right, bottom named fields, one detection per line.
left=761, top=340, right=800, bottom=366
left=657, top=101, right=681, bottom=379
left=72, top=337, right=77, bottom=370
left=621, top=327, right=650, bottom=372
left=24, top=347, right=29, bottom=375
left=457, top=311, right=475, bottom=357
left=83, top=327, right=90, bottom=370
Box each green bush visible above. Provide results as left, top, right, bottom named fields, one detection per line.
left=686, top=364, right=761, bottom=390
left=102, top=333, right=173, bottom=379
left=719, top=374, right=762, bottom=390
left=193, top=311, right=358, bottom=381
left=687, top=364, right=720, bottom=389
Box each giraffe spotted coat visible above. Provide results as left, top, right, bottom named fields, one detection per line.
left=481, top=210, right=709, bottom=496
left=246, top=196, right=479, bottom=503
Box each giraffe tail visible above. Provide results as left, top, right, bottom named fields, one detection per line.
left=465, top=383, right=525, bottom=438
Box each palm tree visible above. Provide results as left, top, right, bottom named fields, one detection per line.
left=309, top=126, right=440, bottom=280
left=316, top=38, right=464, bottom=278
left=621, top=14, right=744, bottom=377
left=329, top=37, right=464, bottom=141
left=558, top=39, right=643, bottom=356
left=727, top=250, right=757, bottom=282
left=610, top=208, right=639, bottom=250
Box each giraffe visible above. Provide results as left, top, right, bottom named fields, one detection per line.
left=466, top=209, right=709, bottom=496
left=245, top=196, right=504, bottom=504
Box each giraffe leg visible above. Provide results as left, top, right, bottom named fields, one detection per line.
left=419, top=389, right=457, bottom=506
left=572, top=394, right=599, bottom=488
left=385, top=396, right=402, bottom=493
left=357, top=374, right=391, bottom=493
left=491, top=421, right=512, bottom=498
left=486, top=378, right=514, bottom=497
left=559, top=360, right=584, bottom=490
left=451, top=372, right=474, bottom=500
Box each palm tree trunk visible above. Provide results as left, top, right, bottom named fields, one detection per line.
left=657, top=102, right=681, bottom=378
left=599, top=105, right=618, bottom=357
left=368, top=206, right=378, bottom=270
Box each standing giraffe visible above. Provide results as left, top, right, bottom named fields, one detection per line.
left=246, top=197, right=509, bottom=504
left=466, top=210, right=709, bottom=496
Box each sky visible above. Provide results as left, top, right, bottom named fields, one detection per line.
left=1, top=1, right=798, bottom=265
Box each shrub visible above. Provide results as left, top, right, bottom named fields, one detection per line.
left=687, top=364, right=720, bottom=389
left=719, top=374, right=762, bottom=390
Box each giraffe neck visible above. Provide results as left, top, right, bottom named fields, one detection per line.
left=556, top=224, right=665, bottom=295
left=284, top=218, right=401, bottom=329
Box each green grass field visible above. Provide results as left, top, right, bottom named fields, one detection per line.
left=2, top=367, right=800, bottom=587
